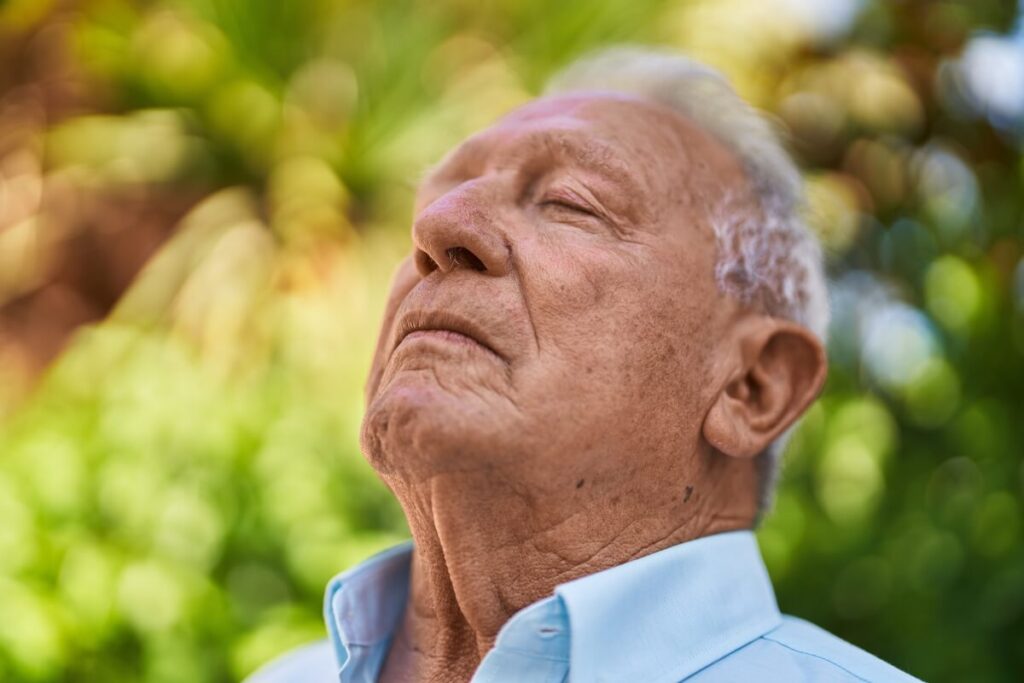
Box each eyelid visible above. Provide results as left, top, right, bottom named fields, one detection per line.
left=539, top=186, right=604, bottom=218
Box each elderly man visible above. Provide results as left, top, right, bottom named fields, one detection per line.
left=249, top=48, right=921, bottom=683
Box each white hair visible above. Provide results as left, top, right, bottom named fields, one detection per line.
left=545, top=46, right=830, bottom=517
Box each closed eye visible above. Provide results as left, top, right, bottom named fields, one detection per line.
left=540, top=198, right=596, bottom=216
left=538, top=189, right=602, bottom=218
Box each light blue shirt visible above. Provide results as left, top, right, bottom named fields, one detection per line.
left=246, top=530, right=922, bottom=682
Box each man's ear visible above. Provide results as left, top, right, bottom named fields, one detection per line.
left=702, top=316, right=827, bottom=459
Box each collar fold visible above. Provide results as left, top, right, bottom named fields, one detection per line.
left=324, top=541, right=412, bottom=680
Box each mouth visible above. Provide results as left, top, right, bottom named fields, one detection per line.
left=394, top=311, right=506, bottom=363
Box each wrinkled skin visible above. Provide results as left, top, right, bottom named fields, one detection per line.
left=360, top=93, right=827, bottom=683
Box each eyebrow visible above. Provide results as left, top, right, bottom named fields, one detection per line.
left=543, top=132, right=640, bottom=192
left=420, top=128, right=647, bottom=202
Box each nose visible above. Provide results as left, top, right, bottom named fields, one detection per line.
left=412, top=181, right=511, bottom=278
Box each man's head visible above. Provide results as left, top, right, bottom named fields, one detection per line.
left=361, top=47, right=827, bottom=534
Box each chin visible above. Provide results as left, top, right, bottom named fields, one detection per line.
left=360, top=370, right=499, bottom=478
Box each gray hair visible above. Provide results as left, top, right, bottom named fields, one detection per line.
left=545, top=46, right=829, bottom=517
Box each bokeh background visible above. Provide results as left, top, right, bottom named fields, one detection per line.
left=1, top=0, right=1022, bottom=681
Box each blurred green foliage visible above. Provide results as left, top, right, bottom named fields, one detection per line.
left=1, top=0, right=1023, bottom=681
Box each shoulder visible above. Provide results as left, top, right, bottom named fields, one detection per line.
left=242, top=639, right=337, bottom=683
left=688, top=616, right=925, bottom=683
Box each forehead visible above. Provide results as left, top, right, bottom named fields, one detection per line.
left=435, top=94, right=688, bottom=171
left=499, top=91, right=686, bottom=136
left=420, top=92, right=747, bottom=206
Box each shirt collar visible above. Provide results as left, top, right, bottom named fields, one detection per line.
left=323, top=542, right=412, bottom=682
left=323, top=530, right=780, bottom=683
left=553, top=529, right=782, bottom=683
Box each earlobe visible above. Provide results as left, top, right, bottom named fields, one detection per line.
left=704, top=390, right=764, bottom=458
left=702, top=317, right=827, bottom=459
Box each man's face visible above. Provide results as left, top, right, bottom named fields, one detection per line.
left=362, top=93, right=751, bottom=500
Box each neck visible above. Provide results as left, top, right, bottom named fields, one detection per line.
left=376, top=450, right=757, bottom=683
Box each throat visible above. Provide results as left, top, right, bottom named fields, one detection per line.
left=377, top=544, right=491, bottom=683
left=373, top=446, right=755, bottom=682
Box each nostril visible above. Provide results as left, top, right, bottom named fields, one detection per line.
left=415, top=249, right=439, bottom=276
left=447, top=247, right=486, bottom=272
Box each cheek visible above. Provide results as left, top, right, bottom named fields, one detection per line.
left=527, top=233, right=714, bottom=352
left=525, top=233, right=634, bottom=317
left=365, top=257, right=422, bottom=402
left=519, top=233, right=720, bottom=411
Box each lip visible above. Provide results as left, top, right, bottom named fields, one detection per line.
left=393, top=310, right=506, bottom=362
